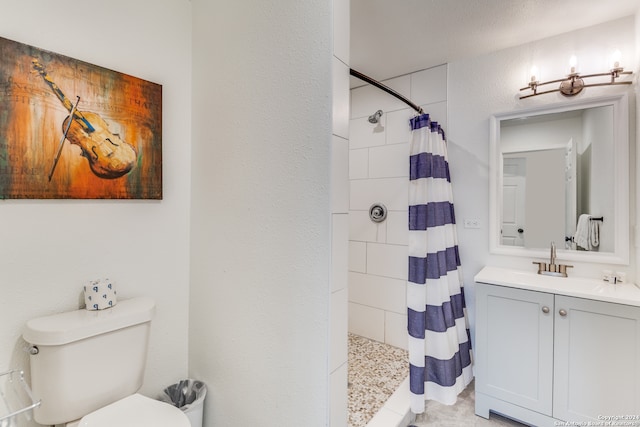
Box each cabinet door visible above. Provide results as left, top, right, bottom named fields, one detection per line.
left=476, top=283, right=554, bottom=415
left=554, top=296, right=640, bottom=422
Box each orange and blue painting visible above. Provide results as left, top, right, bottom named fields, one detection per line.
left=0, top=36, right=162, bottom=199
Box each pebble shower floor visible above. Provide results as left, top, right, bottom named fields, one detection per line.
left=348, top=333, right=409, bottom=427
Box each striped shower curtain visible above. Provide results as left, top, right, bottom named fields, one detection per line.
left=407, top=114, right=473, bottom=413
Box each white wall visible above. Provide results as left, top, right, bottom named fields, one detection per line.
left=448, top=16, right=637, bottom=340
left=0, top=3, right=192, bottom=424
left=189, top=1, right=333, bottom=426
left=330, top=0, right=351, bottom=425
left=348, top=65, right=448, bottom=349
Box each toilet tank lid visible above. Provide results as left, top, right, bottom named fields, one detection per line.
left=23, top=297, right=155, bottom=346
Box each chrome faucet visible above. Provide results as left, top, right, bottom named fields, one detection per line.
left=533, top=241, right=573, bottom=277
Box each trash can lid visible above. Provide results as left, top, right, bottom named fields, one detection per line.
left=77, top=394, right=190, bottom=427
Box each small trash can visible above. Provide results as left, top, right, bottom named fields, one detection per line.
left=160, top=379, right=207, bottom=427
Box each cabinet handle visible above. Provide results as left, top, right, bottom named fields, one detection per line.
left=559, top=309, right=567, bottom=317
left=542, top=306, right=550, bottom=314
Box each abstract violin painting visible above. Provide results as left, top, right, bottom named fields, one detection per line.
left=32, top=60, right=138, bottom=181
left=0, top=36, right=162, bottom=199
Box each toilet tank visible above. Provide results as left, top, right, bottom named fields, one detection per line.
left=23, top=297, right=155, bottom=426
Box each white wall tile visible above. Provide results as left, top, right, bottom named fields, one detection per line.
left=366, top=243, right=407, bottom=280
left=332, top=58, right=350, bottom=139
left=350, top=178, right=407, bottom=211
left=419, top=100, right=447, bottom=130
left=329, top=361, right=348, bottom=427
left=349, top=116, right=386, bottom=149
left=348, top=302, right=384, bottom=342
left=332, top=0, right=349, bottom=66
left=331, top=214, right=349, bottom=292
left=376, top=220, right=387, bottom=243
left=369, top=143, right=409, bottom=179
left=349, top=148, right=368, bottom=180
left=386, top=211, right=408, bottom=245
left=349, top=210, right=377, bottom=242
left=386, top=109, right=413, bottom=145
left=348, top=241, right=366, bottom=272
left=348, top=272, right=406, bottom=314
left=331, top=135, right=349, bottom=213
left=330, top=288, right=348, bottom=371
left=350, top=75, right=411, bottom=119
left=385, top=312, right=408, bottom=350
left=411, top=64, right=447, bottom=106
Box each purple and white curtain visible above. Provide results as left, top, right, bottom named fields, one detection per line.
left=407, top=114, right=473, bottom=413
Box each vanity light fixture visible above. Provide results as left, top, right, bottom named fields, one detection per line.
left=520, top=52, right=632, bottom=99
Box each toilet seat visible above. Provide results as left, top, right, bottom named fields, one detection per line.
left=73, top=393, right=190, bottom=427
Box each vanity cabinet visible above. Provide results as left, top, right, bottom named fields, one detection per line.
left=475, top=279, right=640, bottom=426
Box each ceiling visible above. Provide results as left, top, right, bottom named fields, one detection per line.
left=350, top=0, right=639, bottom=85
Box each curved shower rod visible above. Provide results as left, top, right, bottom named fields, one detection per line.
left=350, top=68, right=424, bottom=115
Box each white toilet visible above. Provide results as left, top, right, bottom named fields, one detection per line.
left=23, top=297, right=191, bottom=427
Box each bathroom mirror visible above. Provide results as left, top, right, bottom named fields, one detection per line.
left=489, top=93, right=629, bottom=264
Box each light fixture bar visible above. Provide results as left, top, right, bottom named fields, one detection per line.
left=520, top=69, right=632, bottom=99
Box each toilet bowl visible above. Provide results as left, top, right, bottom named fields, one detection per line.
left=65, top=393, right=190, bottom=427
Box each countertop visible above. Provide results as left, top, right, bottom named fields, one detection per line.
left=474, top=266, right=640, bottom=307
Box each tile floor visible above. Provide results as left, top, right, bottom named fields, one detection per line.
left=410, top=382, right=525, bottom=426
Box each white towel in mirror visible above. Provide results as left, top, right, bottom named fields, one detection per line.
left=574, top=214, right=599, bottom=251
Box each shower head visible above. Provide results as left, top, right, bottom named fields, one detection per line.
left=368, top=110, right=383, bottom=124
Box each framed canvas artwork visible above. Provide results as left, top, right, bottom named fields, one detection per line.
left=0, top=36, right=162, bottom=199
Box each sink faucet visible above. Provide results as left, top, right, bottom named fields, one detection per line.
left=533, top=241, right=573, bottom=277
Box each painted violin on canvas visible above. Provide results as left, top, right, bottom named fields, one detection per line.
left=32, top=59, right=137, bottom=180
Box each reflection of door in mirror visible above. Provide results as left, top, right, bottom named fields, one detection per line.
left=503, top=150, right=565, bottom=248
left=499, top=105, right=613, bottom=251
left=502, top=157, right=525, bottom=246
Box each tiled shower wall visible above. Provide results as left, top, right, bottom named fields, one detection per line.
left=348, top=65, right=448, bottom=350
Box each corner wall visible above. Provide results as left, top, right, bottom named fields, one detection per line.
left=330, top=0, right=350, bottom=425
left=189, top=1, right=333, bottom=426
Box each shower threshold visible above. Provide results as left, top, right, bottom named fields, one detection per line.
left=363, top=376, right=414, bottom=427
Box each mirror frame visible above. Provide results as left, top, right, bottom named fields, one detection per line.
left=489, top=93, right=629, bottom=265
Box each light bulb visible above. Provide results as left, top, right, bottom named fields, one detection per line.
left=611, top=49, right=622, bottom=69
left=530, top=66, right=539, bottom=82
left=569, top=55, right=578, bottom=74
